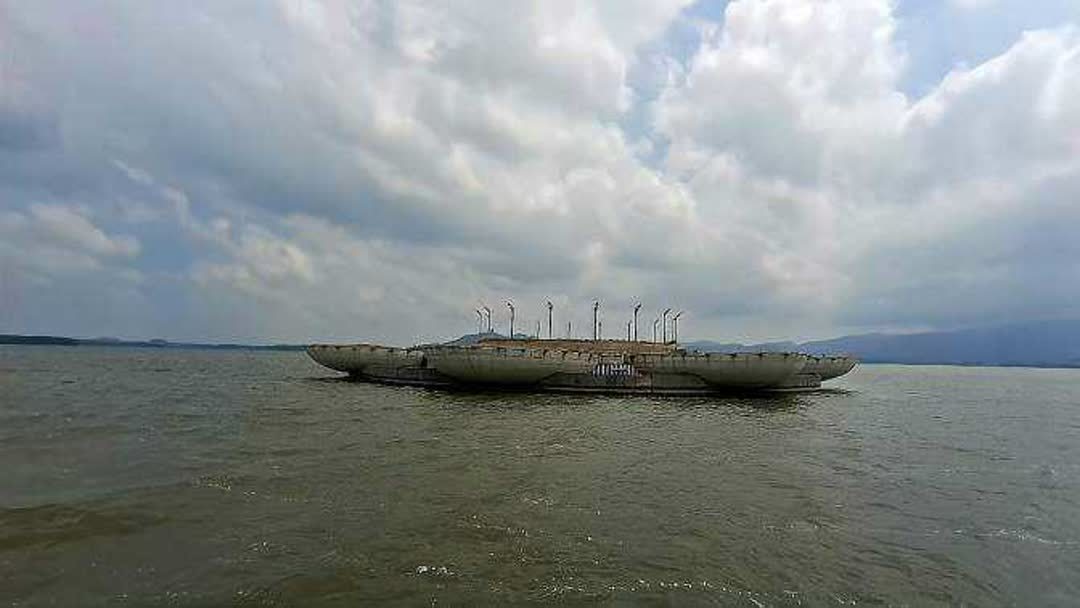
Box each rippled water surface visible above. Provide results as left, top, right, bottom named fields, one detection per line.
left=2, top=346, right=1079, bottom=606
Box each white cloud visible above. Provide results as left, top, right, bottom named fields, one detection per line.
left=28, top=204, right=140, bottom=258
left=653, top=1, right=1080, bottom=333
left=0, top=205, right=139, bottom=274
left=1, top=0, right=1079, bottom=342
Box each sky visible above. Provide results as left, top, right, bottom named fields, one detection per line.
left=1, top=0, right=1079, bottom=346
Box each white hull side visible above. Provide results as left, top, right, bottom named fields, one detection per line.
left=635, top=352, right=809, bottom=388
left=306, top=344, right=420, bottom=374
left=427, top=347, right=595, bottom=385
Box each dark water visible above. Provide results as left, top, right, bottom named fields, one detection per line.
left=2, top=347, right=1079, bottom=606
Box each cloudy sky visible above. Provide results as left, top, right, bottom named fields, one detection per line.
left=2, top=0, right=1079, bottom=345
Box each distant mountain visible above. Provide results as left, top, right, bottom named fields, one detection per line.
left=0, top=334, right=82, bottom=346
left=435, top=331, right=534, bottom=347
left=442, top=331, right=502, bottom=346
left=0, top=334, right=305, bottom=351
left=685, top=320, right=1080, bottom=368
left=9, top=319, right=1080, bottom=367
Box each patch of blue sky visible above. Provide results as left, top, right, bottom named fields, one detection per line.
left=622, top=0, right=731, bottom=169
left=894, top=0, right=1080, bottom=98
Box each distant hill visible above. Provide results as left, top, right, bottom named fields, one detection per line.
left=0, top=334, right=82, bottom=346
left=428, top=331, right=533, bottom=348
left=8, top=319, right=1080, bottom=367
left=0, top=334, right=305, bottom=351
left=685, top=320, right=1080, bottom=368
left=441, top=331, right=502, bottom=346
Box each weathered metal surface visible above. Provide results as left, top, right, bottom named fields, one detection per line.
left=306, top=344, right=420, bottom=374
left=477, top=338, right=676, bottom=355
left=632, top=351, right=810, bottom=388
left=539, top=371, right=711, bottom=394
left=426, top=346, right=595, bottom=385
left=802, top=355, right=858, bottom=380
left=305, top=341, right=857, bottom=393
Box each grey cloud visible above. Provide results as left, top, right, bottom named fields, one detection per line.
left=2, top=0, right=1079, bottom=344
left=0, top=107, right=57, bottom=151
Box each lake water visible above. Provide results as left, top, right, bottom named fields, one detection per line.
left=2, top=346, right=1079, bottom=606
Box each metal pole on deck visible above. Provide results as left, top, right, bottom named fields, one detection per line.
left=673, top=311, right=683, bottom=343
left=662, top=308, right=671, bottom=343
left=506, top=301, right=515, bottom=339
left=547, top=301, right=553, bottom=339
left=592, top=301, right=600, bottom=341
left=633, top=303, right=641, bottom=341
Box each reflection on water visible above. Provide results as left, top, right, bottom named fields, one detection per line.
left=2, top=346, right=1079, bottom=606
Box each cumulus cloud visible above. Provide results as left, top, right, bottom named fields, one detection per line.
left=655, top=1, right=1080, bottom=334
left=0, top=204, right=139, bottom=272
left=0, top=204, right=144, bottom=337
left=1, top=0, right=1078, bottom=343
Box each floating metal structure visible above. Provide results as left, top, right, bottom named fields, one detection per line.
left=306, top=338, right=857, bottom=394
